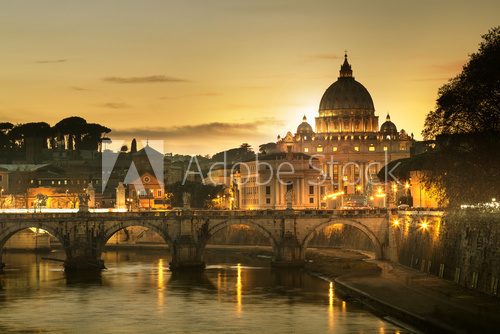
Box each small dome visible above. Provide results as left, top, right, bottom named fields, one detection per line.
left=380, top=114, right=397, bottom=134
left=297, top=115, right=314, bottom=134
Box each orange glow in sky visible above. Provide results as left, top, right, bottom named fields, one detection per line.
left=0, top=1, right=498, bottom=154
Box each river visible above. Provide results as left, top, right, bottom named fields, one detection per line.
left=0, top=249, right=407, bottom=333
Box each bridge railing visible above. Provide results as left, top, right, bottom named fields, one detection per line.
left=0, top=208, right=390, bottom=220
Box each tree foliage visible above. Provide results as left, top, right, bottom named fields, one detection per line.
left=211, top=143, right=255, bottom=163
left=168, top=181, right=224, bottom=208
left=420, top=26, right=500, bottom=207
left=423, top=26, right=500, bottom=139
left=0, top=117, right=110, bottom=154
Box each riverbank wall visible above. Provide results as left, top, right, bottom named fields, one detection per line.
left=393, top=210, right=500, bottom=296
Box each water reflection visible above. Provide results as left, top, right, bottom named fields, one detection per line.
left=157, top=258, right=165, bottom=308
left=65, top=271, right=103, bottom=285
left=236, top=263, right=242, bottom=315
left=328, top=282, right=334, bottom=330
left=0, top=250, right=407, bottom=333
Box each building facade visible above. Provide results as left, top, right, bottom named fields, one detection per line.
left=237, top=153, right=323, bottom=210
left=276, top=54, right=413, bottom=204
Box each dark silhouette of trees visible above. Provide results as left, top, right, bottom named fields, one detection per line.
left=0, top=123, right=13, bottom=149
left=52, top=117, right=110, bottom=151
left=130, top=138, right=137, bottom=153
left=423, top=26, right=500, bottom=139
left=211, top=143, right=255, bottom=163
left=0, top=117, right=110, bottom=158
left=168, top=181, right=223, bottom=208
left=420, top=26, right=500, bottom=207
left=53, top=116, right=87, bottom=150
left=80, top=123, right=111, bottom=151
left=9, top=122, right=51, bottom=149
left=259, top=142, right=277, bottom=155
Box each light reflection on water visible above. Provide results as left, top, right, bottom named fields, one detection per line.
left=0, top=250, right=407, bottom=333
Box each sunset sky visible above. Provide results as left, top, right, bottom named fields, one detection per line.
left=1, top=0, right=498, bottom=155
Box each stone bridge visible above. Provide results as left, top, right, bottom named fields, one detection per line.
left=0, top=209, right=395, bottom=272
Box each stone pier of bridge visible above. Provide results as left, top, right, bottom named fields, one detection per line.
left=0, top=209, right=393, bottom=272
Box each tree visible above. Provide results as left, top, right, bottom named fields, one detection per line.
left=0, top=122, right=13, bottom=149
left=81, top=123, right=111, bottom=151
left=259, top=142, right=277, bottom=155
left=8, top=122, right=51, bottom=149
left=130, top=138, right=137, bottom=153
left=423, top=26, right=500, bottom=139
left=168, top=181, right=223, bottom=208
left=419, top=26, right=500, bottom=207
left=211, top=144, right=255, bottom=163
left=53, top=116, right=88, bottom=150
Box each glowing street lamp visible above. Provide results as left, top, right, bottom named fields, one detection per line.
left=420, top=220, right=429, bottom=230
left=405, top=181, right=410, bottom=191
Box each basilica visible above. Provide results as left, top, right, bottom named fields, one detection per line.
left=269, top=54, right=413, bottom=208
left=233, top=54, right=414, bottom=210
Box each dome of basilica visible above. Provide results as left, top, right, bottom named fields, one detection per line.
left=318, top=54, right=375, bottom=117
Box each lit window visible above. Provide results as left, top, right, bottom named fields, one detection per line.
left=383, top=146, right=388, bottom=151
left=333, top=147, right=337, bottom=152
left=369, top=146, right=375, bottom=151
left=354, top=146, right=359, bottom=152
left=317, top=147, right=323, bottom=153
left=304, top=148, right=309, bottom=153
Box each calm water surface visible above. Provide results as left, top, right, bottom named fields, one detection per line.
left=0, top=250, right=407, bottom=333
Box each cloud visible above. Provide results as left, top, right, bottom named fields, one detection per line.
left=100, top=102, right=131, bottom=109
left=227, top=103, right=269, bottom=110
left=159, top=92, right=221, bottom=100
left=306, top=53, right=342, bottom=61
left=111, top=119, right=283, bottom=139
left=411, top=77, right=451, bottom=82
left=34, top=59, right=67, bottom=64
left=432, top=60, right=465, bottom=74
left=410, top=60, right=466, bottom=82
left=70, top=86, right=91, bottom=91
left=103, top=75, right=189, bottom=84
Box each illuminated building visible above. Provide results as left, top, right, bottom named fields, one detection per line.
left=277, top=54, right=413, bottom=200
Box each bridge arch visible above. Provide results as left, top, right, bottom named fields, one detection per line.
left=204, top=219, right=278, bottom=249
left=0, top=222, right=63, bottom=249
left=302, top=219, right=383, bottom=259
left=100, top=220, right=172, bottom=253
left=0, top=221, right=66, bottom=268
